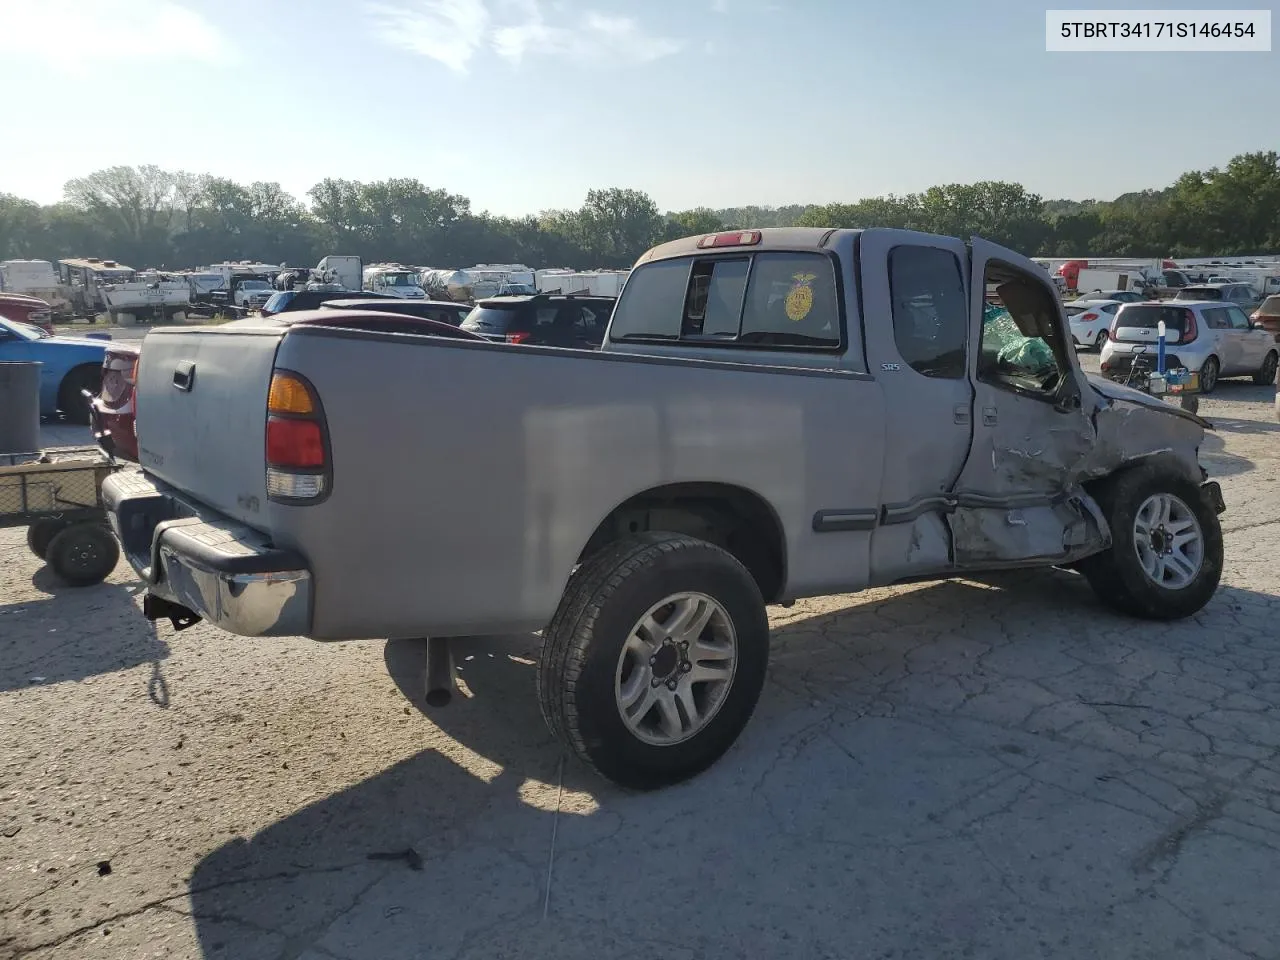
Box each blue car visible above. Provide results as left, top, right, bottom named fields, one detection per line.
left=0, top=316, right=109, bottom=423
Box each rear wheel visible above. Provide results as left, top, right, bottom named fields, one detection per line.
left=538, top=533, right=770, bottom=790
left=46, top=523, right=120, bottom=587
left=1079, top=467, right=1222, bottom=621
left=1199, top=355, right=1220, bottom=394
left=57, top=365, right=101, bottom=425
left=27, top=519, right=69, bottom=560
left=1094, top=329, right=1109, bottom=350
left=1253, top=350, right=1278, bottom=386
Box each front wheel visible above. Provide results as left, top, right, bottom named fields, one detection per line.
left=58, top=365, right=101, bottom=425
left=537, top=533, right=770, bottom=790
left=1079, top=467, right=1222, bottom=621
left=1253, top=350, right=1278, bottom=386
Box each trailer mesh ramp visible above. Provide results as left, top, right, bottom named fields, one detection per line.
left=0, top=448, right=115, bottom=525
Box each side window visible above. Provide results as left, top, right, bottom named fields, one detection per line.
left=1102, top=303, right=1120, bottom=315
left=1225, top=306, right=1251, bottom=330
left=534, top=306, right=560, bottom=328
left=1204, top=308, right=1229, bottom=330
left=682, top=258, right=748, bottom=337
left=887, top=245, right=967, bottom=379
left=977, top=264, right=1067, bottom=399
left=738, top=252, right=841, bottom=347
left=608, top=260, right=688, bottom=339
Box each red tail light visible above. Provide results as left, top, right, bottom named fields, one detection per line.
left=1100, top=360, right=1110, bottom=371
left=266, top=370, right=329, bottom=501
left=266, top=418, right=324, bottom=467
left=1081, top=312, right=1099, bottom=321
left=1181, top=309, right=1198, bottom=343
left=506, top=332, right=532, bottom=344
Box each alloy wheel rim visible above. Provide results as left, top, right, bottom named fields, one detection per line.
left=1132, top=493, right=1204, bottom=591
left=614, top=592, right=738, bottom=746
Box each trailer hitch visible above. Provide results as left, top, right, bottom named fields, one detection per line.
left=142, top=594, right=201, bottom=631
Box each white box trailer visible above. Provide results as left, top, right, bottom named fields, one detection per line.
left=0, top=259, right=72, bottom=316
left=1075, top=267, right=1154, bottom=296
left=315, top=256, right=363, bottom=292
left=535, top=270, right=629, bottom=297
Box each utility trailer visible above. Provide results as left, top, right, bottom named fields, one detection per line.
left=0, top=447, right=122, bottom=585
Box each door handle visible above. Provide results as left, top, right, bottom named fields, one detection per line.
left=982, top=406, right=998, bottom=426
left=953, top=404, right=970, bottom=425
left=172, top=361, right=195, bottom=392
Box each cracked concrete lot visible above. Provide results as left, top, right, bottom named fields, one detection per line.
left=2, top=367, right=1279, bottom=960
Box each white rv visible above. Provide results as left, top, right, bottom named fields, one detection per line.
left=363, top=263, right=426, bottom=299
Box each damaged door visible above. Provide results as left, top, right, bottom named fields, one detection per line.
left=949, top=239, right=1106, bottom=567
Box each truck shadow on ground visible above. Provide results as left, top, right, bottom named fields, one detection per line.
left=185, top=568, right=1280, bottom=959
left=0, top=576, right=167, bottom=695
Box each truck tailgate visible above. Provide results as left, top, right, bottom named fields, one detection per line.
left=134, top=324, right=283, bottom=528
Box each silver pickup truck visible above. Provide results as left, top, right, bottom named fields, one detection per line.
left=104, top=228, right=1226, bottom=790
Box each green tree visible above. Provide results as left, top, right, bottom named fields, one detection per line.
left=576, top=188, right=664, bottom=266
left=665, top=207, right=724, bottom=240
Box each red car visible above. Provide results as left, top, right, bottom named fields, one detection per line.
left=0, top=292, right=55, bottom=334
left=90, top=341, right=142, bottom=461
left=1251, top=295, right=1280, bottom=341
left=89, top=310, right=483, bottom=462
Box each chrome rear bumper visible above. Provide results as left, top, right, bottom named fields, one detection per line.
left=103, top=471, right=311, bottom=637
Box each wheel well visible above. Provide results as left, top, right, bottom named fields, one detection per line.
left=578, top=483, right=787, bottom=603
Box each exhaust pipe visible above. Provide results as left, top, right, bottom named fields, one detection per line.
left=424, top=636, right=456, bottom=707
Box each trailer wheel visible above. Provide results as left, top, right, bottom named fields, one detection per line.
left=538, top=533, right=770, bottom=790
left=46, top=523, right=120, bottom=587
left=27, top=519, right=69, bottom=560
left=1079, top=466, right=1222, bottom=621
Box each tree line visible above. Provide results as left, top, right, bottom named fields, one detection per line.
left=1, top=151, right=1277, bottom=272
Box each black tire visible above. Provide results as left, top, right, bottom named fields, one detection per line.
left=1199, top=356, right=1220, bottom=394
left=46, top=523, right=120, bottom=587
left=1253, top=350, right=1278, bottom=386
left=1094, top=329, right=1109, bottom=351
left=538, top=533, right=770, bottom=791
left=58, top=365, right=101, bottom=425
left=26, top=519, right=69, bottom=560
left=1079, top=466, right=1222, bottom=621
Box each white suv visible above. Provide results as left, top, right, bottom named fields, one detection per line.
left=1099, top=300, right=1279, bottom=393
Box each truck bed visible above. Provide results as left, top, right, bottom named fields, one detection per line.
left=132, top=321, right=886, bottom=639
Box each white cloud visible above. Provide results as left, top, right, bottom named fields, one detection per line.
left=369, top=0, right=682, bottom=72
left=0, top=0, right=231, bottom=71
left=365, top=0, right=491, bottom=73
left=495, top=10, right=683, bottom=65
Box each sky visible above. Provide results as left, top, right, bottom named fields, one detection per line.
left=1, top=0, right=1277, bottom=215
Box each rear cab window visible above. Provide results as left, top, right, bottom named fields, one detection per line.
left=608, top=251, right=842, bottom=350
